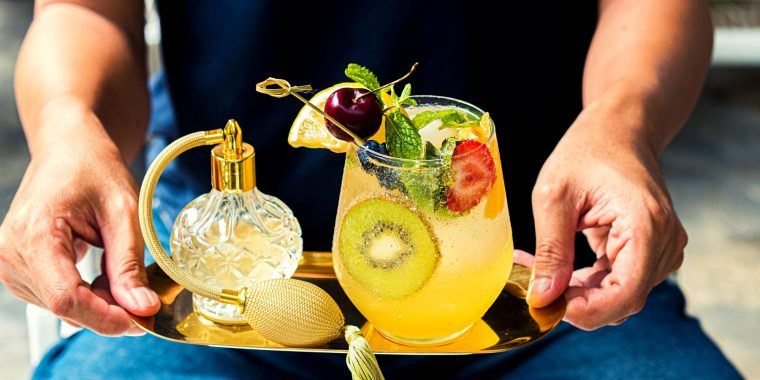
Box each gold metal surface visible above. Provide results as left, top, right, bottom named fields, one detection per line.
left=211, top=119, right=256, bottom=193
left=133, top=251, right=566, bottom=354
left=218, top=288, right=246, bottom=313
left=203, top=129, right=225, bottom=145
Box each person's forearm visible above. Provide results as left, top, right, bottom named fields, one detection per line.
left=15, top=1, right=148, bottom=162
left=582, top=0, right=713, bottom=157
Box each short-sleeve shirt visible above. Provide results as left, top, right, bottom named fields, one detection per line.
left=150, top=0, right=598, bottom=262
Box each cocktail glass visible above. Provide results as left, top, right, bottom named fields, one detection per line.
left=332, top=96, right=513, bottom=346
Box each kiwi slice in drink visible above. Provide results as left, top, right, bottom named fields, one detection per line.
left=338, top=198, right=440, bottom=299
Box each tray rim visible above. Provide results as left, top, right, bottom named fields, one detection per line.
left=132, top=251, right=566, bottom=355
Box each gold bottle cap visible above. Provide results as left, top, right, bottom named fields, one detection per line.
left=211, top=119, right=256, bottom=193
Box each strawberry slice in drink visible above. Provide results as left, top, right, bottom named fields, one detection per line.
left=446, top=140, right=496, bottom=212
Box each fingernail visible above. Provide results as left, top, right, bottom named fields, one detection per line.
left=125, top=328, right=147, bottom=337
left=130, top=287, right=159, bottom=308
left=530, top=277, right=551, bottom=295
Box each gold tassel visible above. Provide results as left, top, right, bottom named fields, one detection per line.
left=344, top=325, right=384, bottom=380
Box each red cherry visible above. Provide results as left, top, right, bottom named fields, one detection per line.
left=324, top=88, right=383, bottom=141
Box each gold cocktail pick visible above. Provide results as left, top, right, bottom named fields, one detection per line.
left=256, top=78, right=367, bottom=145
left=138, top=125, right=383, bottom=380
left=255, top=62, right=419, bottom=147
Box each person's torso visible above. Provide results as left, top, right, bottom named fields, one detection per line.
left=151, top=0, right=597, bottom=253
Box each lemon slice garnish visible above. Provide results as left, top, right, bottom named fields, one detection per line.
left=288, top=82, right=369, bottom=152
left=475, top=112, right=492, bottom=141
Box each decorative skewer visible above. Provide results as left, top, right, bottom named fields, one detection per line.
left=355, top=62, right=418, bottom=102
left=257, top=62, right=420, bottom=149
left=256, top=78, right=367, bottom=146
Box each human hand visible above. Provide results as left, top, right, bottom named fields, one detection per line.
left=525, top=104, right=687, bottom=330
left=0, top=122, right=159, bottom=336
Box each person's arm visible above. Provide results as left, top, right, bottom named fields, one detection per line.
left=0, top=0, right=158, bottom=336
left=16, top=0, right=148, bottom=160
left=582, top=0, right=713, bottom=155
left=526, top=0, right=712, bottom=330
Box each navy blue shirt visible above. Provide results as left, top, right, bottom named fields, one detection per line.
left=150, top=0, right=597, bottom=257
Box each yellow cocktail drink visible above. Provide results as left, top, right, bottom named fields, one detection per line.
left=332, top=96, right=513, bottom=345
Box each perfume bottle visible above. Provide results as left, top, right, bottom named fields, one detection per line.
left=170, top=119, right=303, bottom=324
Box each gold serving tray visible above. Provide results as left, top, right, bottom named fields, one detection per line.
left=133, top=251, right=565, bottom=354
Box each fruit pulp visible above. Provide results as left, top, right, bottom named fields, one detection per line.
left=332, top=99, right=513, bottom=344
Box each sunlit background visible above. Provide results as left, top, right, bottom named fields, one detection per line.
left=1, top=1, right=758, bottom=377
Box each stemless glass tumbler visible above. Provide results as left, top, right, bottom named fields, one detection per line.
left=332, top=96, right=513, bottom=345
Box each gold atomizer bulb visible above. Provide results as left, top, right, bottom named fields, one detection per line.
left=211, top=119, right=255, bottom=193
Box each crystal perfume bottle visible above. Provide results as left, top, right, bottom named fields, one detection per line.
left=170, top=120, right=303, bottom=324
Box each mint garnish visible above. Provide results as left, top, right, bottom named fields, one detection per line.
left=400, top=83, right=412, bottom=100
left=391, top=83, right=417, bottom=107
left=411, top=109, right=475, bottom=129
left=424, top=141, right=441, bottom=160
left=440, top=137, right=459, bottom=161
left=345, top=64, right=381, bottom=91
left=399, top=166, right=456, bottom=219
left=385, top=109, right=424, bottom=159
left=344, top=63, right=424, bottom=160
left=438, top=121, right=477, bottom=129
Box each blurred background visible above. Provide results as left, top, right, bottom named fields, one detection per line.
left=1, top=0, right=758, bottom=378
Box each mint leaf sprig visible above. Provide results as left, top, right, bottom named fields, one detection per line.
left=390, top=83, right=417, bottom=108
left=412, top=109, right=477, bottom=130
left=345, top=64, right=381, bottom=92
left=344, top=63, right=424, bottom=159
left=385, top=109, right=424, bottom=159
left=345, top=62, right=418, bottom=107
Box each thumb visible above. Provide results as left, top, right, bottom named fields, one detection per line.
left=99, top=196, right=160, bottom=317
left=528, top=183, right=578, bottom=308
